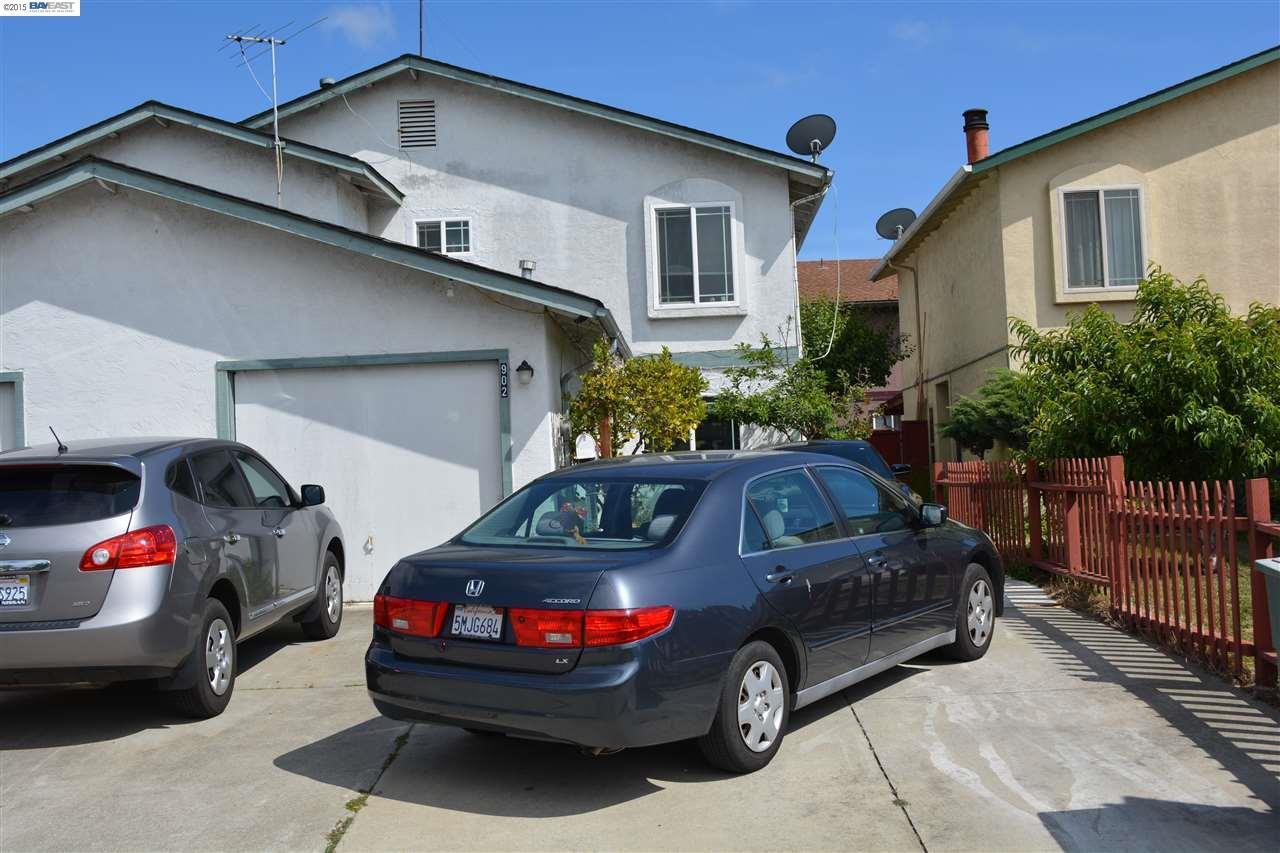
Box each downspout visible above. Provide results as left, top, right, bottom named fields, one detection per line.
left=789, top=183, right=830, bottom=359
left=886, top=257, right=925, bottom=418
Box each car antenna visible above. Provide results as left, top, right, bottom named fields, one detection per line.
left=49, top=426, right=68, bottom=454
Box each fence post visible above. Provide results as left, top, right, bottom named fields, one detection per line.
left=933, top=461, right=945, bottom=508
left=1104, top=456, right=1126, bottom=617
left=1246, top=478, right=1277, bottom=690
left=1027, top=459, right=1043, bottom=565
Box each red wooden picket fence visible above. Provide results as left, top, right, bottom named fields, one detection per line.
left=934, top=456, right=1277, bottom=687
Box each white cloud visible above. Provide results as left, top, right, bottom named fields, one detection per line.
left=324, top=3, right=397, bottom=50
left=891, top=19, right=951, bottom=48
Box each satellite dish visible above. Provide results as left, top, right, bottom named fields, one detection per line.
left=786, top=114, right=837, bottom=161
left=875, top=208, right=917, bottom=241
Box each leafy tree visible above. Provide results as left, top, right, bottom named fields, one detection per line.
left=711, top=332, right=870, bottom=440
left=800, top=298, right=912, bottom=391
left=1009, top=268, right=1280, bottom=481
left=942, top=370, right=1036, bottom=456
left=568, top=340, right=708, bottom=456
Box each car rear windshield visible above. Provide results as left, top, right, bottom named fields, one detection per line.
left=460, top=476, right=707, bottom=550
left=0, top=464, right=142, bottom=528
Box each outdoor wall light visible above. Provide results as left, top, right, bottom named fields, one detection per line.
left=516, top=360, right=535, bottom=385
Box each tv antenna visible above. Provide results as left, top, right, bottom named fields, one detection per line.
left=875, top=207, right=917, bottom=242
left=785, top=114, right=837, bottom=163
left=223, top=18, right=325, bottom=208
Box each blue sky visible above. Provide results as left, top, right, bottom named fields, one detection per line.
left=2, top=1, right=1277, bottom=260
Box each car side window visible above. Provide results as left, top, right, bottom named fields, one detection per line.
left=741, top=502, right=769, bottom=553
left=190, top=450, right=254, bottom=509
left=745, top=470, right=838, bottom=550
left=233, top=451, right=292, bottom=509
left=816, top=466, right=911, bottom=537
left=165, top=458, right=200, bottom=502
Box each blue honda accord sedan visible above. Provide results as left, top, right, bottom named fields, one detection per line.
left=366, top=450, right=1003, bottom=772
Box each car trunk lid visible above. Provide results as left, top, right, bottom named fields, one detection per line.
left=0, top=462, right=141, bottom=624
left=379, top=544, right=635, bottom=674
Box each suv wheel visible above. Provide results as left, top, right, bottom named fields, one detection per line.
left=172, top=598, right=236, bottom=718
left=697, top=640, right=789, bottom=773
left=301, top=552, right=343, bottom=640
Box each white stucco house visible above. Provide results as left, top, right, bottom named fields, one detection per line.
left=0, top=55, right=831, bottom=597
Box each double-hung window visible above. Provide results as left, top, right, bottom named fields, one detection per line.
left=1061, top=187, right=1144, bottom=289
left=654, top=204, right=735, bottom=305
left=416, top=219, right=470, bottom=254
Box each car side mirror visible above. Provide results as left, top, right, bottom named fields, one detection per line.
left=891, top=463, right=912, bottom=479
left=300, top=484, right=325, bottom=507
left=919, top=503, right=947, bottom=527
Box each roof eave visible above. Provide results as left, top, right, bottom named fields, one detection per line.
left=243, top=55, right=830, bottom=184
left=0, top=102, right=404, bottom=206
left=870, top=165, right=973, bottom=281
left=0, top=158, right=622, bottom=341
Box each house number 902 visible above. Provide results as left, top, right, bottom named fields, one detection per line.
left=499, top=361, right=509, bottom=398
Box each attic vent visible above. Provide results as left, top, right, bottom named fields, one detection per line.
left=398, top=99, right=437, bottom=149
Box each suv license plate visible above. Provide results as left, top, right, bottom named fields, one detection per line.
left=451, top=605, right=504, bottom=640
left=0, top=575, right=30, bottom=607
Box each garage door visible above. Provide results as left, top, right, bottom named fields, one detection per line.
left=233, top=361, right=502, bottom=600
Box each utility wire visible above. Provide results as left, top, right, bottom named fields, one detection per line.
left=810, top=181, right=842, bottom=363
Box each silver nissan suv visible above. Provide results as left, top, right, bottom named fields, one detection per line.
left=0, top=437, right=345, bottom=717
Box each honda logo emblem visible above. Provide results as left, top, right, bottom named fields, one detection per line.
left=465, top=579, right=484, bottom=597
left=0, top=534, right=9, bottom=550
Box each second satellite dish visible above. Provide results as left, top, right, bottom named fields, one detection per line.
left=875, top=208, right=917, bottom=241
left=786, top=114, right=837, bottom=161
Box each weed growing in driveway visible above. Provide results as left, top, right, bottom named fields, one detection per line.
left=323, top=728, right=412, bottom=853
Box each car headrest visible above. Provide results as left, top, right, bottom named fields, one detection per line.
left=535, top=511, right=581, bottom=538
left=650, top=488, right=689, bottom=520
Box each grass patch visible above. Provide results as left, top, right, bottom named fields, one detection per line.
left=323, top=728, right=412, bottom=853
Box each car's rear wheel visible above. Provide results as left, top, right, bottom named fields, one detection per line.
left=172, top=598, right=236, bottom=718
left=301, top=552, right=343, bottom=640
left=698, top=640, right=789, bottom=773
left=946, top=563, right=996, bottom=661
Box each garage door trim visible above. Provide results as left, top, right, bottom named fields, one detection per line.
left=214, top=349, right=512, bottom=496
left=0, top=370, right=24, bottom=447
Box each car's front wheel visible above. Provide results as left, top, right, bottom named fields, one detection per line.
left=698, top=640, right=789, bottom=773
left=946, top=563, right=996, bottom=661
left=172, top=598, right=236, bottom=718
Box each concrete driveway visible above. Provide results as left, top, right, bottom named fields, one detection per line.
left=2, top=580, right=1277, bottom=852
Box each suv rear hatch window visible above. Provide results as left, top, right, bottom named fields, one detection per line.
left=0, top=464, right=141, bottom=624
left=0, top=464, right=141, bottom=528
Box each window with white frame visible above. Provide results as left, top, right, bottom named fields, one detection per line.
left=654, top=204, right=735, bottom=305
left=416, top=219, right=470, bottom=254
left=1061, top=187, right=1144, bottom=289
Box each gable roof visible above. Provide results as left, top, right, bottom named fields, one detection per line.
left=798, top=259, right=898, bottom=303
left=0, top=156, right=627, bottom=355
left=0, top=101, right=403, bottom=205
left=871, top=44, right=1280, bottom=281
left=240, top=54, right=832, bottom=242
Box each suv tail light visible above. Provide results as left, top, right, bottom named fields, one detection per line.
left=79, top=525, right=177, bottom=571
left=374, top=594, right=447, bottom=638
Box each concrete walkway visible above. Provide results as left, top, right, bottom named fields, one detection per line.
left=2, top=581, right=1277, bottom=851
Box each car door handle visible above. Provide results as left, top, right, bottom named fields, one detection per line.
left=866, top=556, right=889, bottom=569
left=765, top=568, right=795, bottom=585
left=271, top=527, right=286, bottom=538
left=223, top=532, right=242, bottom=544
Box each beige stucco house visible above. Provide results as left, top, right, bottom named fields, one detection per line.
left=871, top=45, right=1280, bottom=463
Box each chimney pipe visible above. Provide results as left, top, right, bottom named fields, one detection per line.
left=962, top=108, right=989, bottom=164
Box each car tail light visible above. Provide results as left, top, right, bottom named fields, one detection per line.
left=584, top=606, right=676, bottom=647
left=79, top=525, right=177, bottom=571
left=374, top=594, right=447, bottom=638
left=509, top=608, right=583, bottom=648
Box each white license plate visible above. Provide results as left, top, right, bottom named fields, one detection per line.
left=0, top=575, right=30, bottom=607
left=451, top=605, right=504, bottom=640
